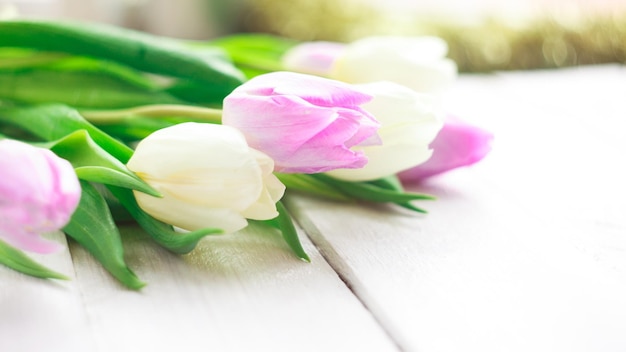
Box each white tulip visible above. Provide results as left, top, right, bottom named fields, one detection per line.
left=282, top=36, right=457, bottom=95
left=127, top=123, right=285, bottom=234
left=331, top=36, right=457, bottom=95
left=326, top=81, right=444, bottom=181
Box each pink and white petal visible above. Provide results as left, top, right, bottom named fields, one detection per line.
left=235, top=71, right=373, bottom=108
left=398, top=116, right=494, bottom=182
left=0, top=227, right=62, bottom=254
left=282, top=42, right=346, bottom=76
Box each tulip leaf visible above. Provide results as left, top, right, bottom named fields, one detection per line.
left=107, top=186, right=222, bottom=254
left=366, top=176, right=428, bottom=213
left=275, top=173, right=350, bottom=201
left=0, top=104, right=133, bottom=163
left=42, top=55, right=161, bottom=90
left=0, top=20, right=245, bottom=99
left=95, top=117, right=175, bottom=142
left=0, top=239, right=69, bottom=280
left=0, top=48, right=67, bottom=69
left=265, top=201, right=310, bottom=262
left=0, top=69, right=184, bottom=109
left=36, top=129, right=160, bottom=196
left=64, top=181, right=145, bottom=290
left=74, top=166, right=159, bottom=197
left=163, top=79, right=229, bottom=106
left=311, top=174, right=434, bottom=212
left=207, top=34, right=297, bottom=78
left=366, top=176, right=405, bottom=192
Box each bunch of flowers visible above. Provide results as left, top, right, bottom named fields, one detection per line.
left=0, top=20, right=492, bottom=288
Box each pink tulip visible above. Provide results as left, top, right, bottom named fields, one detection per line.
left=281, top=42, right=346, bottom=76
left=0, top=139, right=81, bottom=253
left=398, top=116, right=493, bottom=183
left=222, top=71, right=380, bottom=173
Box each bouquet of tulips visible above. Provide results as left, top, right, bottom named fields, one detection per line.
left=0, top=20, right=492, bottom=289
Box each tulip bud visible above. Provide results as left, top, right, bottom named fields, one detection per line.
left=282, top=36, right=457, bottom=95
left=222, top=71, right=381, bottom=174
left=332, top=36, right=457, bottom=95
left=327, top=81, right=443, bottom=181
left=398, top=116, right=494, bottom=182
left=281, top=41, right=346, bottom=76
left=0, top=139, right=80, bottom=253
left=126, top=123, right=285, bottom=234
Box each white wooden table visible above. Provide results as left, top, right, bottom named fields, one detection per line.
left=2, top=65, right=625, bottom=352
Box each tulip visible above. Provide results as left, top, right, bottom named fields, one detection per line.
left=0, top=139, right=80, bottom=253
left=398, top=115, right=494, bottom=183
left=281, top=42, right=346, bottom=76
left=126, top=122, right=285, bottom=234
left=222, top=71, right=380, bottom=174
left=282, top=36, right=457, bottom=95
left=326, top=81, right=443, bottom=181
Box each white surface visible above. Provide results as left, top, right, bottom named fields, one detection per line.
left=1, top=66, right=625, bottom=352
left=288, top=65, right=626, bottom=352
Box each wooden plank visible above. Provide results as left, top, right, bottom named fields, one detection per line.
left=286, top=66, right=626, bottom=352
left=68, top=222, right=399, bottom=352
left=0, top=231, right=95, bottom=352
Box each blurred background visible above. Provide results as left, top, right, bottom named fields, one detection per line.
left=2, top=0, right=625, bottom=72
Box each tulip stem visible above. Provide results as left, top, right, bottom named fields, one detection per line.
left=80, top=104, right=223, bottom=124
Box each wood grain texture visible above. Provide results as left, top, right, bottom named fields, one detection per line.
left=0, top=231, right=95, bottom=352
left=67, top=222, right=398, bottom=352
left=286, top=65, right=626, bottom=352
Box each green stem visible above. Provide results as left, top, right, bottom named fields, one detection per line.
left=80, top=104, right=223, bottom=124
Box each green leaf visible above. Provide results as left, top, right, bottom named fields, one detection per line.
left=107, top=186, right=222, bottom=254
left=64, top=181, right=145, bottom=289
left=0, top=20, right=245, bottom=101
left=43, top=55, right=161, bottom=90
left=95, top=117, right=175, bottom=141
left=35, top=129, right=160, bottom=196
left=366, top=175, right=405, bottom=192
left=0, top=69, right=184, bottom=109
left=275, top=173, right=350, bottom=201
left=75, top=166, right=159, bottom=197
left=311, top=174, right=434, bottom=212
left=163, top=79, right=228, bottom=106
left=207, top=34, right=298, bottom=78
left=0, top=48, right=66, bottom=69
left=0, top=238, right=68, bottom=280
left=0, top=104, right=133, bottom=163
left=366, top=176, right=428, bottom=213
left=265, top=201, right=310, bottom=262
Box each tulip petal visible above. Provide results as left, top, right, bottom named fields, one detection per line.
left=241, top=149, right=286, bottom=220
left=128, top=123, right=264, bottom=212
left=327, top=81, right=443, bottom=181
left=0, top=139, right=80, bottom=253
left=222, top=72, right=381, bottom=173
left=134, top=190, right=249, bottom=234
left=0, top=227, right=62, bottom=254
left=127, top=123, right=284, bottom=233
left=234, top=71, right=373, bottom=108
left=327, top=123, right=436, bottom=181
left=224, top=93, right=378, bottom=173
left=331, top=36, right=457, bottom=94
left=398, top=116, right=494, bottom=182
left=282, top=42, right=346, bottom=76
